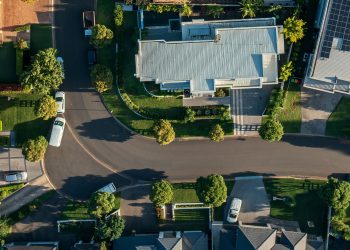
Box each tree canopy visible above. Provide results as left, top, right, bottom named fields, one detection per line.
left=95, top=216, right=125, bottom=241
left=22, top=136, right=48, bottom=162
left=197, top=174, right=227, bottom=207
left=90, top=24, right=114, bottom=48
left=279, top=61, right=294, bottom=82
left=184, top=108, right=196, bottom=123
left=35, top=95, right=58, bottom=120
left=209, top=124, right=225, bottom=142
left=90, top=64, right=113, bottom=93
left=321, top=177, right=350, bottom=212
left=114, top=5, right=124, bottom=27
left=150, top=180, right=173, bottom=207
left=20, top=48, right=63, bottom=94
left=88, top=192, right=118, bottom=219
left=283, top=17, right=306, bottom=43
left=240, top=0, right=263, bottom=18
left=0, top=219, right=11, bottom=246
left=180, top=4, right=192, bottom=17
left=153, top=119, right=175, bottom=145
left=259, top=118, right=284, bottom=142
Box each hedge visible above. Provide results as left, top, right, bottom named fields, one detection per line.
left=0, top=183, right=25, bottom=200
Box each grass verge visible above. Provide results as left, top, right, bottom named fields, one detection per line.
left=326, top=97, right=350, bottom=138
left=61, top=201, right=91, bottom=220
left=30, top=24, right=52, bottom=56
left=0, top=42, right=17, bottom=82
left=0, top=183, right=25, bottom=201
left=264, top=178, right=326, bottom=235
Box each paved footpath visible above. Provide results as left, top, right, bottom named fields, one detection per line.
left=0, top=175, right=52, bottom=217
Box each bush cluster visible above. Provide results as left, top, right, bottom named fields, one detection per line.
left=22, top=136, right=48, bottom=162
left=265, top=88, right=285, bottom=117
left=90, top=64, right=113, bottom=93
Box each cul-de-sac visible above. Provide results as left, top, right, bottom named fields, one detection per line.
left=1, top=0, right=350, bottom=249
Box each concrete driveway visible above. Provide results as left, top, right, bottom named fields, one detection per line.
left=229, top=176, right=270, bottom=224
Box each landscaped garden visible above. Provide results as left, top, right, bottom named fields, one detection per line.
left=326, top=97, right=350, bottom=138
left=264, top=178, right=326, bottom=235
left=0, top=183, right=25, bottom=201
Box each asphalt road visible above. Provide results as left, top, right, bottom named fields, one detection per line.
left=46, top=0, right=350, bottom=200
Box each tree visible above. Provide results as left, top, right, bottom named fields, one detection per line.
left=259, top=118, right=284, bottom=142
left=153, top=119, right=175, bottom=145
left=220, top=107, right=231, bottom=121
left=22, top=136, right=48, bottom=162
left=90, top=64, right=113, bottom=93
left=95, top=216, right=125, bottom=241
left=180, top=4, right=192, bottom=17
left=215, top=88, right=226, bottom=98
left=15, top=38, right=29, bottom=50
left=0, top=219, right=11, bottom=246
left=20, top=48, right=63, bottom=94
left=321, top=177, right=350, bottom=213
left=88, top=192, right=118, bottom=219
left=114, top=5, right=124, bottom=27
left=268, top=4, right=283, bottom=14
left=240, top=0, right=262, bottom=18
left=35, top=95, right=58, bottom=120
left=184, top=108, right=196, bottom=123
left=150, top=180, right=173, bottom=207
left=207, top=6, right=225, bottom=19
left=283, top=17, right=306, bottom=43
left=90, top=24, right=114, bottom=48
left=279, top=61, right=294, bottom=82
left=209, top=124, right=224, bottom=142
left=197, top=174, right=227, bottom=207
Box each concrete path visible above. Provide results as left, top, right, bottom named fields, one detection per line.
left=0, top=175, right=52, bottom=216
left=230, top=176, right=270, bottom=224
left=301, top=87, right=342, bottom=135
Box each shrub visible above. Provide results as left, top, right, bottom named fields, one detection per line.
left=153, top=119, right=175, bottom=145
left=90, top=24, right=114, bottom=48
left=90, top=64, right=113, bottom=93
left=180, top=4, right=192, bottom=17
left=114, top=5, right=124, bottom=27
left=15, top=38, right=29, bottom=50
left=0, top=219, right=11, bottom=246
left=0, top=183, right=25, bottom=200
left=215, top=88, right=226, bottom=97
left=196, top=174, right=227, bottom=207
left=207, top=6, right=225, bottom=19
left=184, top=108, right=196, bottom=123
left=209, top=124, right=225, bottom=142
left=35, top=95, right=58, bottom=120
left=88, top=192, right=118, bottom=219
left=220, top=107, right=231, bottom=121
left=279, top=61, right=294, bottom=82
left=150, top=180, right=173, bottom=207
left=14, top=24, right=30, bottom=32
left=22, top=136, right=48, bottom=162
left=259, top=118, right=284, bottom=142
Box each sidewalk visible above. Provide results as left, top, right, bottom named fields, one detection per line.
left=0, top=175, right=52, bottom=217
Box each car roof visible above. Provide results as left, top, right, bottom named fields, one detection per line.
left=55, top=91, right=65, bottom=98
left=54, top=117, right=66, bottom=123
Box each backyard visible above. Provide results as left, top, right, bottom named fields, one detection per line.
left=264, top=178, right=326, bottom=236
left=326, top=97, right=350, bottom=138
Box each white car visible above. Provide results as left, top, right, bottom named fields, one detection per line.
left=57, top=57, right=65, bottom=78
left=227, top=198, right=242, bottom=223
left=55, top=91, right=65, bottom=114
left=49, top=117, right=66, bottom=147
left=5, top=171, right=28, bottom=183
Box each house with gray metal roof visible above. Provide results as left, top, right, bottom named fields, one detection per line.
left=304, top=0, right=350, bottom=94
left=135, top=18, right=285, bottom=99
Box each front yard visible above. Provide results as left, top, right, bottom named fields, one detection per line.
left=326, top=97, right=350, bottom=138
left=264, top=178, right=326, bottom=236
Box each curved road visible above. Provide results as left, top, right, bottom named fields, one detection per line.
left=46, top=0, right=350, bottom=200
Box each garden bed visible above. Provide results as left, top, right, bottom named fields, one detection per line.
left=0, top=183, right=25, bottom=201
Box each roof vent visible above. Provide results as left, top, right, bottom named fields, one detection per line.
left=214, top=34, right=221, bottom=43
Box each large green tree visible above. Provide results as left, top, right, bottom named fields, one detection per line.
left=259, top=118, right=284, bottom=142
left=0, top=219, right=11, bottom=246
left=88, top=192, right=118, bottom=219
left=197, top=174, right=227, bottom=207
left=90, top=24, right=114, bottom=48
left=321, top=177, right=350, bottom=212
left=153, top=119, right=175, bottom=145
left=283, top=17, right=306, bottom=43
left=21, top=48, right=63, bottom=94
left=22, top=136, right=48, bottom=162
left=95, top=216, right=125, bottom=241
left=90, top=64, right=113, bottom=93
left=209, top=124, right=225, bottom=142
left=150, top=180, right=173, bottom=207
left=35, top=95, right=58, bottom=120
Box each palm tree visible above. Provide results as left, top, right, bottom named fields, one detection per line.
left=240, top=0, right=256, bottom=18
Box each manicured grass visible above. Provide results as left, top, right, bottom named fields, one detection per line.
left=0, top=183, right=25, bottom=201
left=264, top=178, right=326, bottom=235
left=326, top=97, right=350, bottom=138
left=61, top=201, right=91, bottom=220
left=0, top=42, right=17, bottom=82
left=173, top=183, right=200, bottom=203
left=0, top=93, right=52, bottom=145
left=30, top=24, right=52, bottom=56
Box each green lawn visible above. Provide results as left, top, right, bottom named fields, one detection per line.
left=30, top=24, right=52, bottom=56
left=326, top=97, right=350, bottom=138
left=96, top=0, right=233, bottom=137
left=172, top=183, right=201, bottom=203
left=60, top=201, right=91, bottom=220
left=0, top=183, right=25, bottom=201
left=0, top=42, right=17, bottom=82
left=264, top=178, right=326, bottom=235
left=0, top=93, right=52, bottom=145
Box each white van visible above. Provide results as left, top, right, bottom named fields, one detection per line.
left=227, top=198, right=242, bottom=223
left=49, top=117, right=66, bottom=147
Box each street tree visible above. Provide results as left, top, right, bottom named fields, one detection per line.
left=184, top=108, right=196, bottom=123
left=22, top=136, right=48, bottom=162
left=259, top=118, right=284, bottom=142
left=88, top=192, right=118, bottom=219
left=150, top=180, right=173, bottom=207
left=209, top=124, right=224, bottom=142
left=20, top=48, right=63, bottom=94
left=283, top=17, right=306, bottom=43
left=90, top=24, right=114, bottom=48
left=197, top=174, right=227, bottom=207
left=279, top=61, right=294, bottom=82
left=90, top=64, right=113, bottom=93
left=95, top=216, right=125, bottom=241
left=0, top=219, right=11, bottom=246
left=35, top=95, right=58, bottom=120
left=153, top=119, right=175, bottom=145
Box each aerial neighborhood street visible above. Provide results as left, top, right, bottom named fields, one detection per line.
left=1, top=0, right=350, bottom=249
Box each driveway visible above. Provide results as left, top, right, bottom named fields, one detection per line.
left=229, top=176, right=270, bottom=224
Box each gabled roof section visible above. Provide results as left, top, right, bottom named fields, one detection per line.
left=282, top=231, right=307, bottom=248
left=157, top=237, right=182, bottom=250
left=237, top=226, right=276, bottom=249
left=182, top=231, right=208, bottom=250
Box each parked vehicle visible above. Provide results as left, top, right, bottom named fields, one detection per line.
left=83, top=11, right=95, bottom=37
left=88, top=48, right=96, bottom=66
left=227, top=198, right=242, bottom=223
left=49, top=117, right=66, bottom=147
left=57, top=57, right=65, bottom=78
left=55, top=91, right=65, bottom=114
left=5, top=171, right=28, bottom=183
left=97, top=183, right=117, bottom=194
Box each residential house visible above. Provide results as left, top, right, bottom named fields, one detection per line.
left=72, top=242, right=100, bottom=250
left=150, top=0, right=295, bottom=6
left=135, top=18, right=285, bottom=101
left=4, top=242, right=59, bottom=250
left=304, top=0, right=350, bottom=94
left=113, top=231, right=208, bottom=250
